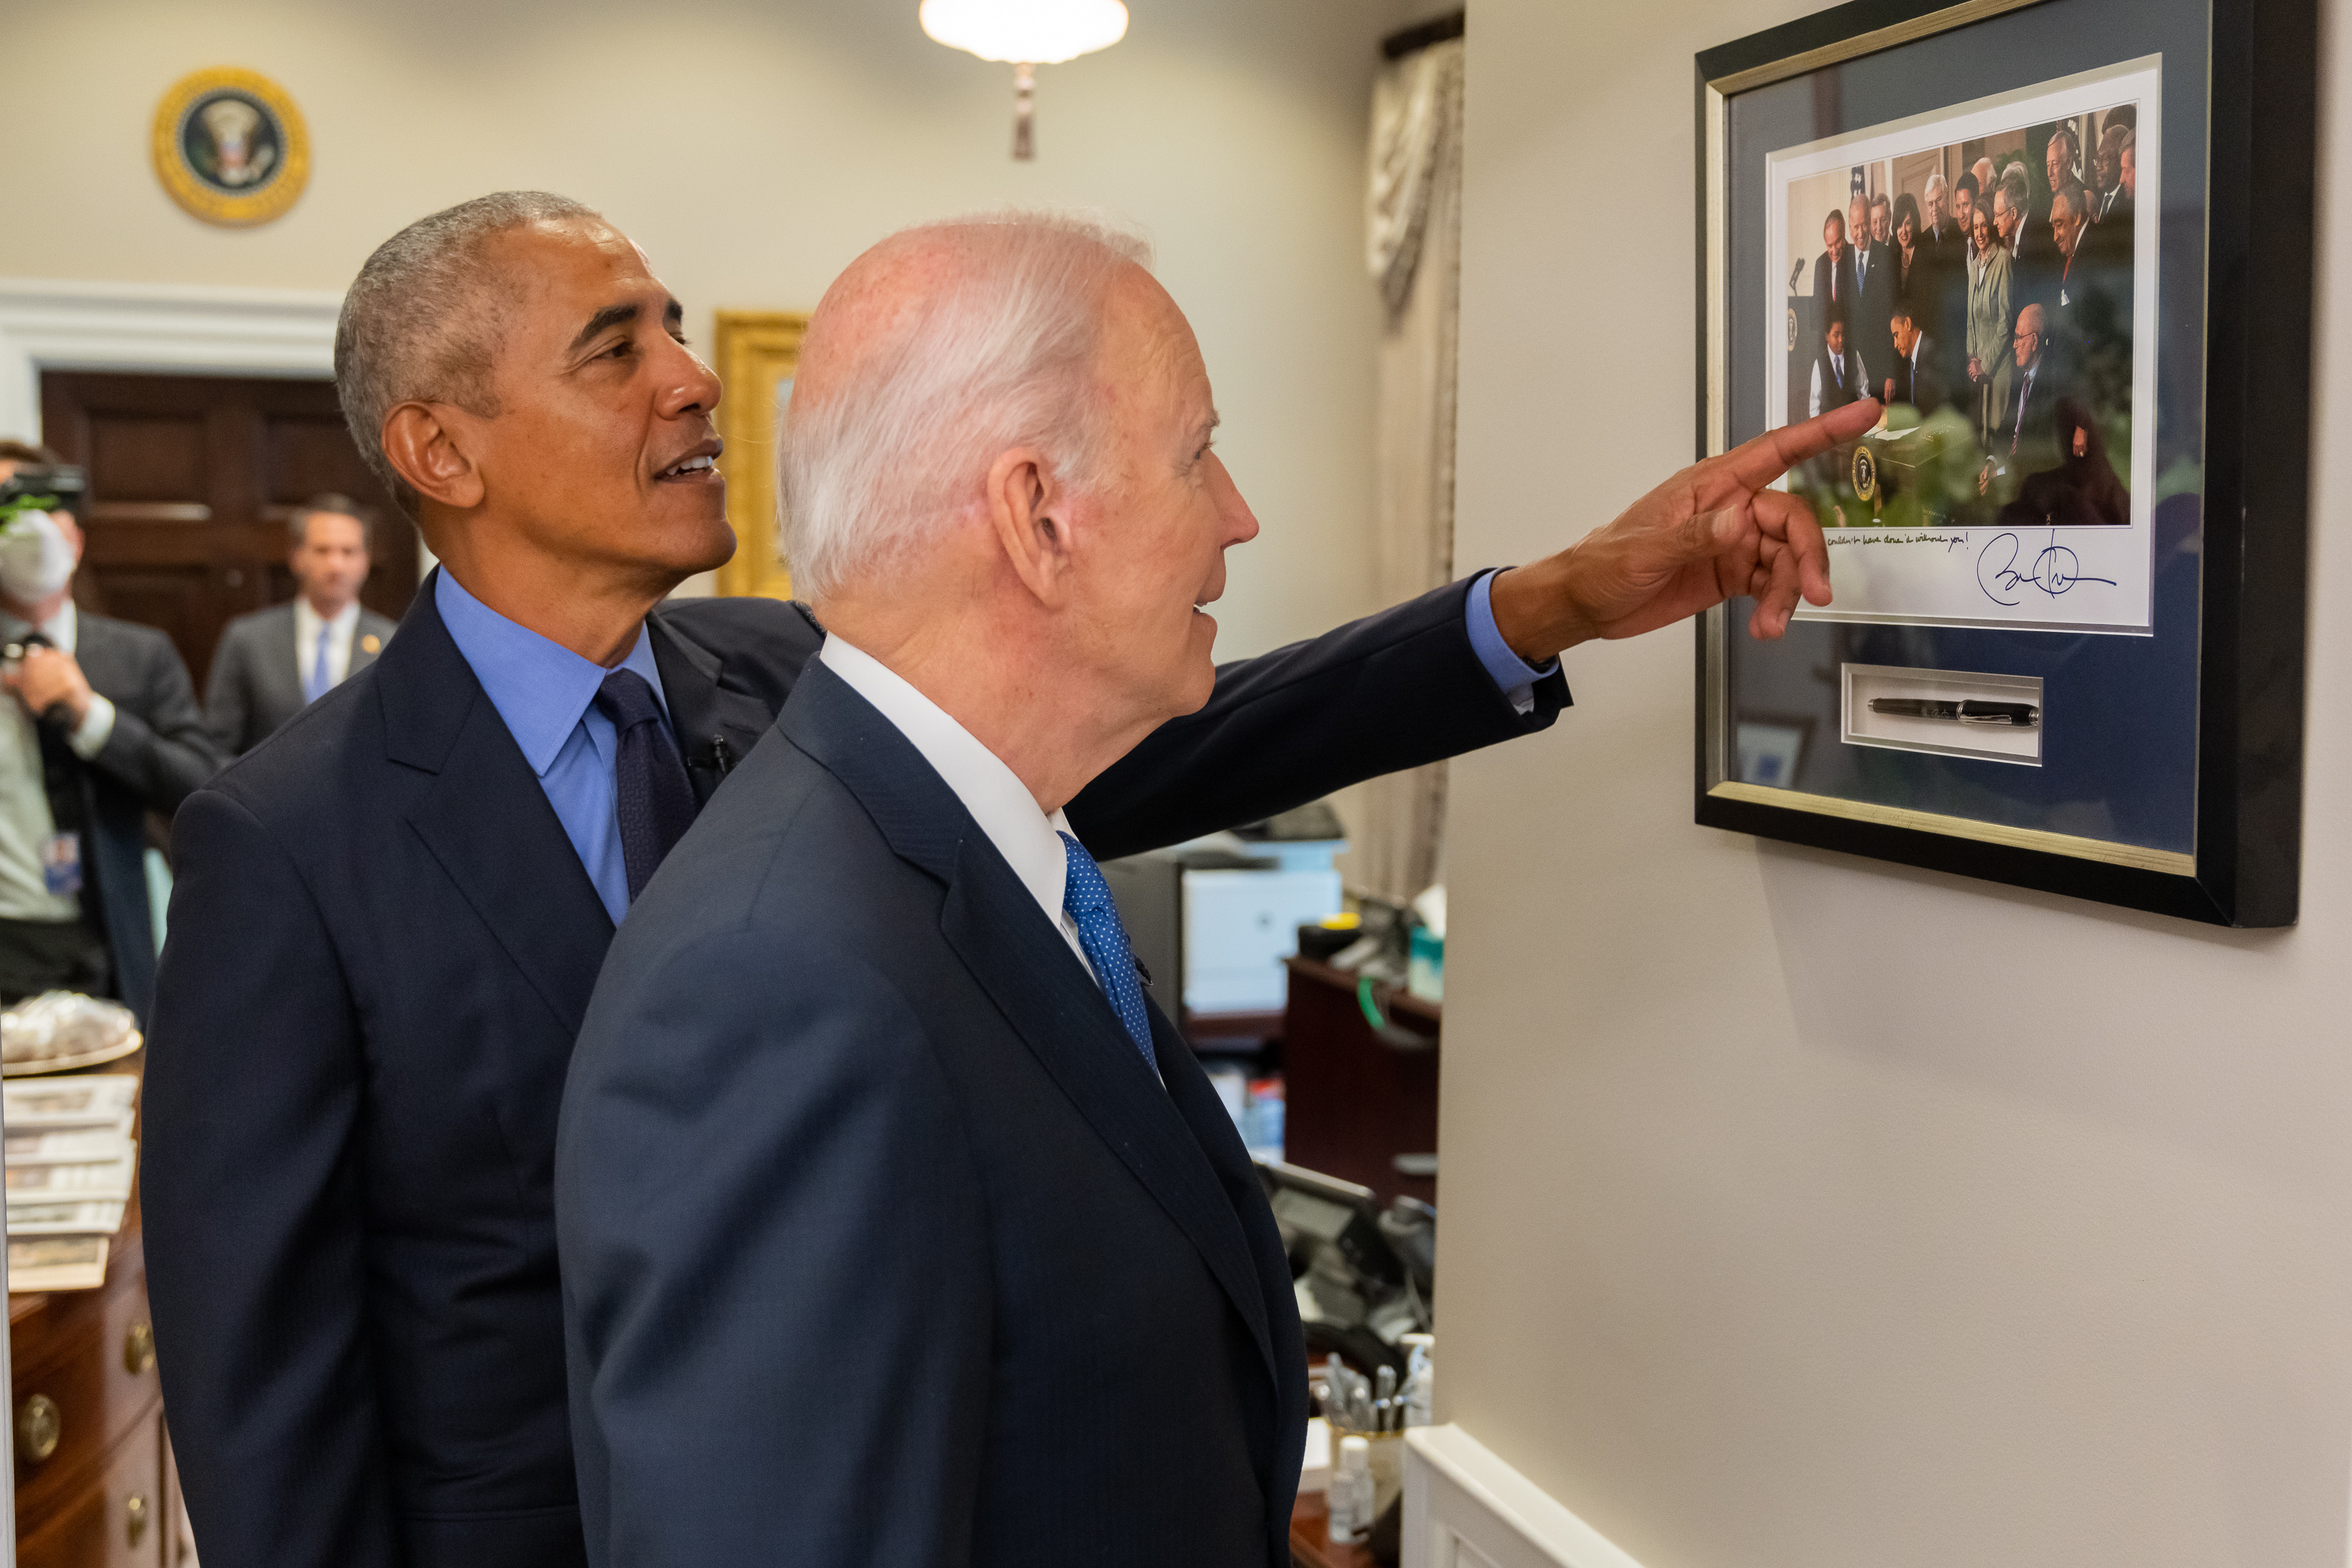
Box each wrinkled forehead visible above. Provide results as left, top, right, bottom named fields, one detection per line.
left=483, top=218, right=669, bottom=347
left=1100, top=267, right=1209, bottom=417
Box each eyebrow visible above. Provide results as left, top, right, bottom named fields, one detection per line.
left=567, top=296, right=685, bottom=355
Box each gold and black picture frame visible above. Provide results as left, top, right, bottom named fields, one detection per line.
left=1693, top=0, right=2318, bottom=926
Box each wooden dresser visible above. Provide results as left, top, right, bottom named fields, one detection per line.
left=9, top=1053, right=182, bottom=1566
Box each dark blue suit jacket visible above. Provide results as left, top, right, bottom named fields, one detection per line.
left=143, top=572, right=1565, bottom=1568
left=561, top=662, right=1302, bottom=1566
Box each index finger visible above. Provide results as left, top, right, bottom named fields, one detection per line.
left=1719, top=398, right=1881, bottom=490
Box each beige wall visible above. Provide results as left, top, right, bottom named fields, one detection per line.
left=1439, top=2, right=2352, bottom=1566
left=0, top=0, right=1440, bottom=659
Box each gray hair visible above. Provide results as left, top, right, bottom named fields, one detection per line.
left=1998, top=165, right=2032, bottom=216
left=780, top=210, right=1153, bottom=602
left=289, top=492, right=372, bottom=550
left=334, top=191, right=600, bottom=517
left=1923, top=172, right=1948, bottom=201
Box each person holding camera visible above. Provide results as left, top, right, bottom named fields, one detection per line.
left=0, top=441, right=220, bottom=1018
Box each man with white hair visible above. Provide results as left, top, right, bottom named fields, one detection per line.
left=557, top=213, right=1867, bottom=1567
left=145, top=190, right=1866, bottom=1568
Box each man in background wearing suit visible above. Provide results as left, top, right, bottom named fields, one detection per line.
left=557, top=212, right=1870, bottom=1568
left=1920, top=172, right=1956, bottom=256
left=2092, top=124, right=2134, bottom=226
left=1884, top=306, right=1945, bottom=414
left=1846, top=191, right=1899, bottom=401
left=1982, top=302, right=2060, bottom=507
left=143, top=193, right=1865, bottom=1568
left=205, top=495, right=397, bottom=753
left=1810, top=209, right=1853, bottom=336
left=0, top=444, right=219, bottom=1018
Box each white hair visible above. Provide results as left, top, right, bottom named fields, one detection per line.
left=1923, top=172, right=1948, bottom=199
left=780, top=210, right=1154, bottom=602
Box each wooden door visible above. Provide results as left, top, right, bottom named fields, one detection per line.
left=38, top=372, right=417, bottom=690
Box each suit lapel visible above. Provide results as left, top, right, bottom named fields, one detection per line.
left=267, top=604, right=304, bottom=718
left=937, top=859, right=1279, bottom=1392
left=782, top=664, right=1280, bottom=1395
left=350, top=612, right=390, bottom=677
left=377, top=572, right=615, bottom=1036
left=647, top=610, right=776, bottom=804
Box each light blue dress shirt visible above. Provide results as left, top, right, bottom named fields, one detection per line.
left=435, top=570, right=675, bottom=926
left=1464, top=568, right=1559, bottom=715
left=435, top=566, right=1541, bottom=925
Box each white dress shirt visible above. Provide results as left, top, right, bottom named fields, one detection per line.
left=818, top=634, right=1102, bottom=984
left=0, top=603, right=115, bottom=923
left=294, top=597, right=363, bottom=692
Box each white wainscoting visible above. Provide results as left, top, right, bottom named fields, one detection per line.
left=1404, top=1425, right=1650, bottom=1568
left=0, top=277, right=342, bottom=442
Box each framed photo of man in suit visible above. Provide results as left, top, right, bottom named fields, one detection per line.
left=1693, top=0, right=2315, bottom=928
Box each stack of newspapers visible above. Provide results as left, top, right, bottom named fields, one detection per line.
left=4, top=1074, right=138, bottom=1293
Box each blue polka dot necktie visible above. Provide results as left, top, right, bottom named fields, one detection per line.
left=594, top=669, right=698, bottom=904
left=1058, top=830, right=1157, bottom=1076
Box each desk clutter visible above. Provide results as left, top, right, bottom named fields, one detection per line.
left=5, top=1069, right=140, bottom=1292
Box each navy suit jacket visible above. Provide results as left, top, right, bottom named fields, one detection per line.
left=561, top=662, right=1301, bottom=1567
left=143, top=571, right=1565, bottom=1568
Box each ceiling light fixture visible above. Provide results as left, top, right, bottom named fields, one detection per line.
left=918, top=0, right=1129, bottom=160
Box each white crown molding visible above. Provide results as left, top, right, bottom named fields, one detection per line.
left=0, top=277, right=343, bottom=442
left=1404, top=1424, right=1650, bottom=1568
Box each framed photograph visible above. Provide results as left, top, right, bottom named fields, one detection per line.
left=1693, top=0, right=2317, bottom=926
left=711, top=310, right=808, bottom=601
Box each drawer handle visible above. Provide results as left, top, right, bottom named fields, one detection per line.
left=126, top=1490, right=149, bottom=1548
left=16, top=1393, right=60, bottom=1464
left=125, top=1320, right=156, bottom=1377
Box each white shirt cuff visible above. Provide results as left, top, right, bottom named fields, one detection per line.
left=67, top=694, right=116, bottom=759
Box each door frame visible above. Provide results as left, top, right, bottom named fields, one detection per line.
left=0, top=277, right=437, bottom=583
left=0, top=276, right=341, bottom=443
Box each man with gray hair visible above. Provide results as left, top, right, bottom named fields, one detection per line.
left=556, top=213, right=1867, bottom=1566
left=144, top=191, right=1864, bottom=1568
left=204, top=494, right=397, bottom=753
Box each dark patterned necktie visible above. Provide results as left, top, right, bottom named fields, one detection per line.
left=594, top=669, right=697, bottom=903
left=1058, top=831, right=1157, bottom=1075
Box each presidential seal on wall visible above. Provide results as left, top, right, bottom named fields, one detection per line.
left=152, top=68, right=310, bottom=227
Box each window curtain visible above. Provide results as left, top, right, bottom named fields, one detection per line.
left=1356, top=34, right=1465, bottom=906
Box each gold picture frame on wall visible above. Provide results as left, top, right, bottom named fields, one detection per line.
left=712, top=310, right=809, bottom=601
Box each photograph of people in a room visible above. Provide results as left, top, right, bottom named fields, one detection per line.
left=1776, top=95, right=2142, bottom=532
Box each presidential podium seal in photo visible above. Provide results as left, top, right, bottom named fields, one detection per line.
left=151, top=67, right=310, bottom=227
left=1693, top=0, right=2315, bottom=927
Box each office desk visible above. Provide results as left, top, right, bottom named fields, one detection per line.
left=9, top=1050, right=185, bottom=1566
left=1280, top=958, right=1439, bottom=1206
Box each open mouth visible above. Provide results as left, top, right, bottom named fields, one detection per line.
left=655, top=441, right=722, bottom=482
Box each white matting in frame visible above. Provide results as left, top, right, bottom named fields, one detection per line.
left=1765, top=56, right=2162, bottom=634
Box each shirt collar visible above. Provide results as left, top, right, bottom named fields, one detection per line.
left=434, top=568, right=668, bottom=778
left=296, top=597, right=360, bottom=639
left=816, top=633, right=1073, bottom=931
left=41, top=601, right=74, bottom=655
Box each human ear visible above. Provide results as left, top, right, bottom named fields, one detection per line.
left=382, top=402, right=486, bottom=511
left=984, top=446, right=1073, bottom=608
